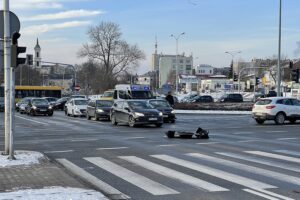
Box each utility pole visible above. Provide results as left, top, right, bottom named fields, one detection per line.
left=3, top=0, right=11, bottom=155
left=277, top=0, right=282, bottom=97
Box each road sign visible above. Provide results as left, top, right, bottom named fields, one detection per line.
left=75, top=85, right=81, bottom=91
left=0, top=10, right=20, bottom=38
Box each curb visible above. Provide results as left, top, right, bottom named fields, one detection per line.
left=174, top=110, right=252, bottom=115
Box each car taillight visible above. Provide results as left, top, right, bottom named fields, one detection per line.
left=266, top=105, right=276, bottom=109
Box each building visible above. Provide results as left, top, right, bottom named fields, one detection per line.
left=34, top=38, right=41, bottom=68
left=195, top=64, right=214, bottom=78
left=158, top=54, right=193, bottom=87
left=200, top=75, right=232, bottom=92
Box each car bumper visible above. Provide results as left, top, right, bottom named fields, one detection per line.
left=134, top=116, right=163, bottom=124
left=162, top=113, right=175, bottom=121
left=252, top=113, right=275, bottom=120
left=96, top=112, right=110, bottom=119
left=33, top=109, right=53, bottom=114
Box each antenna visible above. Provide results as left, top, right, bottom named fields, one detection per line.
left=155, top=35, right=158, bottom=54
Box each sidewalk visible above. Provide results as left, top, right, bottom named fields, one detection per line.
left=0, top=151, right=107, bottom=200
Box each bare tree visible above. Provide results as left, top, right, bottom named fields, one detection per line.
left=78, top=22, right=145, bottom=86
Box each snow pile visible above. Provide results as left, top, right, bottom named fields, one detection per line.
left=175, top=109, right=252, bottom=115
left=0, top=187, right=108, bottom=200
left=0, top=151, right=44, bottom=167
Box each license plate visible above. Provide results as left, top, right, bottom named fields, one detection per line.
left=149, top=118, right=157, bottom=121
left=163, top=115, right=168, bottom=117
left=40, top=109, right=46, bottom=112
left=256, top=112, right=263, bottom=116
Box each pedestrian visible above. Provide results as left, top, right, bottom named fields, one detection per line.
left=165, top=91, right=175, bottom=107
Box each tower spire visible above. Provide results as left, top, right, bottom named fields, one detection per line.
left=155, top=35, right=158, bottom=55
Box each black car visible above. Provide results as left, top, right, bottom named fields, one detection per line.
left=219, top=93, right=243, bottom=102
left=87, top=100, right=113, bottom=121
left=111, top=100, right=163, bottom=127
left=43, top=97, right=58, bottom=106
left=54, top=97, right=69, bottom=110
left=192, top=95, right=214, bottom=103
left=26, top=98, right=54, bottom=116
left=0, top=97, right=4, bottom=112
left=148, top=99, right=175, bottom=123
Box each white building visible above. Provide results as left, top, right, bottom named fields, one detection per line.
left=195, top=64, right=214, bottom=77
left=158, top=54, right=193, bottom=87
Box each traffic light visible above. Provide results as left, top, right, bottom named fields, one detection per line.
left=255, top=77, right=261, bottom=86
left=233, top=73, right=238, bottom=81
left=289, top=61, right=293, bottom=69
left=11, top=32, right=26, bottom=68
left=291, top=69, right=299, bottom=83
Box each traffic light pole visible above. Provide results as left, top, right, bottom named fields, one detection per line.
left=3, top=0, right=11, bottom=156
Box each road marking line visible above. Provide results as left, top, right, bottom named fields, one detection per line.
left=273, top=150, right=300, bottom=157
left=232, top=132, right=253, bottom=135
left=157, top=144, right=177, bottom=147
left=196, top=142, right=221, bottom=145
left=276, top=138, right=298, bottom=141
left=124, top=137, right=145, bottom=140
left=56, top=159, right=130, bottom=200
left=216, top=152, right=300, bottom=173
left=120, top=156, right=228, bottom=192
left=44, top=150, right=74, bottom=153
left=255, top=189, right=295, bottom=200
left=16, top=115, right=48, bottom=125
left=84, top=157, right=179, bottom=195
left=243, top=189, right=280, bottom=200
left=153, top=155, right=274, bottom=190
left=71, top=139, right=99, bottom=142
left=245, top=151, right=300, bottom=164
left=266, top=131, right=287, bottom=133
left=97, top=147, right=128, bottom=150
left=238, top=139, right=260, bottom=143
left=188, top=153, right=300, bottom=186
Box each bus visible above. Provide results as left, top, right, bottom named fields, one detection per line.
left=113, top=84, right=154, bottom=100
left=0, top=85, right=62, bottom=101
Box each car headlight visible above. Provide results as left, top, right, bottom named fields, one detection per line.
left=48, top=106, right=53, bottom=109
left=159, top=112, right=163, bottom=116
left=32, top=106, right=37, bottom=109
left=134, top=112, right=144, bottom=117
left=171, top=110, right=175, bottom=114
left=74, top=107, right=79, bottom=111
left=97, top=109, right=104, bottom=113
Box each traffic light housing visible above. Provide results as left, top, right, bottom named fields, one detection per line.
left=11, top=32, right=26, bottom=68
left=291, top=69, right=299, bottom=83
left=233, top=73, right=238, bottom=81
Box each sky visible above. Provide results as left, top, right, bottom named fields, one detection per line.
left=4, top=0, right=300, bottom=74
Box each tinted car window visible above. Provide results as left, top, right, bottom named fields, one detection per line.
left=291, top=99, right=300, bottom=106
left=149, top=100, right=170, bottom=107
left=283, top=99, right=292, bottom=105
left=97, top=100, right=113, bottom=107
left=256, top=99, right=272, bottom=105
left=128, top=101, right=153, bottom=109
left=32, top=99, right=49, bottom=105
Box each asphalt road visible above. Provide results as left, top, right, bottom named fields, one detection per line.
left=0, top=111, right=300, bottom=200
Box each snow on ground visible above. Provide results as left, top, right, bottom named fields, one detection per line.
left=0, top=187, right=108, bottom=200
left=0, top=151, right=44, bottom=167
left=175, top=109, right=251, bottom=115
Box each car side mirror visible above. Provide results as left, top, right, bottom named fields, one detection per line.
left=124, top=107, right=130, bottom=112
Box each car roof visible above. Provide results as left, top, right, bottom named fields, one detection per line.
left=72, top=98, right=88, bottom=100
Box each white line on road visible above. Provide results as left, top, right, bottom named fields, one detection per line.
left=153, top=155, right=275, bottom=190
left=120, top=156, right=229, bottom=192
left=124, top=137, right=146, bottom=140
left=97, top=147, right=128, bottom=150
left=216, top=152, right=300, bottom=173
left=245, top=151, right=300, bottom=164
left=238, top=139, right=260, bottom=143
left=266, top=131, right=288, bottom=133
left=71, top=139, right=99, bottom=142
left=56, top=158, right=130, bottom=200
left=188, top=153, right=300, bottom=186
left=243, top=189, right=280, bottom=200
left=16, top=115, right=48, bottom=125
left=157, top=144, right=177, bottom=147
left=84, top=157, right=179, bottom=195
left=196, top=142, right=221, bottom=145
left=273, top=150, right=300, bottom=157
left=232, top=132, right=253, bottom=135
left=254, top=189, right=295, bottom=200
left=276, top=138, right=298, bottom=141
left=44, top=150, right=74, bottom=153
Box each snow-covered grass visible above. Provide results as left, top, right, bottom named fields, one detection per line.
left=0, top=187, right=108, bottom=200
left=0, top=151, right=44, bottom=167
left=175, top=109, right=251, bottom=115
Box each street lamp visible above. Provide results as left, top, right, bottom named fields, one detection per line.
left=171, top=32, right=185, bottom=94
left=277, top=0, right=282, bottom=97
left=225, top=51, right=242, bottom=80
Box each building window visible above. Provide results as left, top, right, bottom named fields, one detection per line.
left=179, top=59, right=183, bottom=63
left=186, top=65, right=191, bottom=70
left=186, top=60, right=191, bottom=64
left=36, top=61, right=39, bottom=67
left=172, top=59, right=176, bottom=63
left=36, top=52, right=39, bottom=57
left=210, top=70, right=212, bottom=74
left=173, top=65, right=176, bottom=69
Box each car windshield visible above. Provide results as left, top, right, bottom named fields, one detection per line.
left=46, top=98, right=57, bottom=102
left=256, top=99, right=272, bottom=105
left=103, top=91, right=113, bottom=97
left=32, top=99, right=49, bottom=105
left=74, top=100, right=87, bottom=105
left=128, top=101, right=153, bottom=109
left=97, top=100, right=113, bottom=107
left=72, top=95, right=85, bottom=99
left=149, top=100, right=170, bottom=108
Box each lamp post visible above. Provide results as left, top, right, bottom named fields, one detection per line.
left=277, top=0, right=282, bottom=97
left=171, top=32, right=185, bottom=94
left=225, top=51, right=241, bottom=79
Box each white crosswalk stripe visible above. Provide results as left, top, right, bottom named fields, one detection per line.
left=84, top=157, right=179, bottom=195
left=216, top=152, right=300, bottom=173
left=187, top=153, right=300, bottom=186
left=245, top=151, right=300, bottom=164
left=119, top=156, right=229, bottom=192
left=273, top=150, right=300, bottom=157
left=151, top=154, right=275, bottom=190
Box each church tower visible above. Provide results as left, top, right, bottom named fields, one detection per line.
left=34, top=38, right=41, bottom=68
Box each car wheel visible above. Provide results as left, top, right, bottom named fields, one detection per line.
left=128, top=116, right=135, bottom=127
left=170, top=120, right=175, bottom=123
left=155, top=123, right=163, bottom=128
left=111, top=114, right=118, bottom=125
left=255, top=119, right=265, bottom=125
left=275, top=112, right=285, bottom=125
left=289, top=119, right=296, bottom=124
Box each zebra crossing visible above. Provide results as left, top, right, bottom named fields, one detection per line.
left=56, top=149, right=300, bottom=200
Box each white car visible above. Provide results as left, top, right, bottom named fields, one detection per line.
left=252, top=97, right=300, bottom=125
left=66, top=98, right=88, bottom=117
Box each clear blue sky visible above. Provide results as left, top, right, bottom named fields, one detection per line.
left=6, top=0, right=300, bottom=74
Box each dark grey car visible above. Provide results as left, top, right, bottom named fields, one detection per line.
left=110, top=100, right=163, bottom=127
left=87, top=100, right=113, bottom=121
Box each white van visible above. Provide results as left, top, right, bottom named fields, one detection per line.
left=113, top=84, right=154, bottom=100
